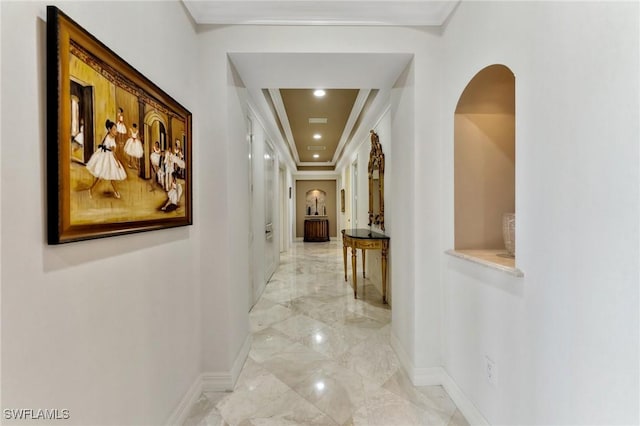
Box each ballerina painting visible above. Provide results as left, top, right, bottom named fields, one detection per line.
left=47, top=6, right=192, bottom=244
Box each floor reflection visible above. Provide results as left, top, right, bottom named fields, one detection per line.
left=183, top=241, right=468, bottom=426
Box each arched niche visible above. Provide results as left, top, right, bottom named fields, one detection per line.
left=454, top=64, right=516, bottom=257
left=305, top=189, right=327, bottom=216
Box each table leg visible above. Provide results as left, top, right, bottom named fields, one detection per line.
left=381, top=241, right=388, bottom=304
left=342, top=238, right=348, bottom=282
left=351, top=246, right=358, bottom=299
left=362, top=249, right=366, bottom=278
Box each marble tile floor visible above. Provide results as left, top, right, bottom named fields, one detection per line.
left=183, top=241, right=468, bottom=426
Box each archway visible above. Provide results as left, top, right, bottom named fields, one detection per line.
left=454, top=64, right=516, bottom=256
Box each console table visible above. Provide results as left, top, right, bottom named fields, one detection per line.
left=341, top=229, right=390, bottom=303
left=304, top=217, right=330, bottom=242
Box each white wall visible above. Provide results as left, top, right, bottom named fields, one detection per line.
left=1, top=2, right=202, bottom=424
left=246, top=106, right=283, bottom=305
left=389, top=59, right=418, bottom=369
left=193, top=42, right=259, bottom=382
left=440, top=2, right=639, bottom=424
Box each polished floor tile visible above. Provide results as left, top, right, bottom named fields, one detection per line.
left=183, top=241, right=468, bottom=426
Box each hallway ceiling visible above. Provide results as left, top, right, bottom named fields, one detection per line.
left=268, top=88, right=366, bottom=169
left=279, top=89, right=358, bottom=164
left=183, top=1, right=459, bottom=26
left=208, top=0, right=443, bottom=172
left=229, top=53, right=412, bottom=172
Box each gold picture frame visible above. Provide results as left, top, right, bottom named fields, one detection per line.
left=47, top=6, right=193, bottom=244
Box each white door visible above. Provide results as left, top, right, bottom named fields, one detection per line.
left=264, top=142, right=277, bottom=282
left=279, top=167, right=287, bottom=253
left=247, top=117, right=255, bottom=310
left=352, top=161, right=358, bottom=228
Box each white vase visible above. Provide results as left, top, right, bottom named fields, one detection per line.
left=502, top=213, right=515, bottom=257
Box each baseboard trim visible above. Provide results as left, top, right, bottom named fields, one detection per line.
left=389, top=331, right=414, bottom=379
left=440, top=373, right=490, bottom=426
left=201, top=371, right=233, bottom=392
left=167, top=336, right=251, bottom=424
left=230, top=334, right=252, bottom=386
left=390, top=331, right=489, bottom=426
left=165, top=373, right=203, bottom=426
left=202, top=334, right=252, bottom=392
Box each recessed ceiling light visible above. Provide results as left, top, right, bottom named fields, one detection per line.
left=313, top=154, right=320, bottom=159
left=313, top=134, right=321, bottom=140
left=313, top=89, right=326, bottom=97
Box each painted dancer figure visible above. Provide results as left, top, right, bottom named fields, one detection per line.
left=161, top=171, right=183, bottom=212
left=148, top=141, right=163, bottom=191
left=173, top=139, right=186, bottom=179
left=115, top=107, right=127, bottom=160
left=124, top=123, right=143, bottom=169
left=116, top=107, right=127, bottom=135
left=86, top=119, right=127, bottom=199
left=72, top=119, right=84, bottom=152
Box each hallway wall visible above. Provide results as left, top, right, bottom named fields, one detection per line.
left=339, top=107, right=392, bottom=302
left=1, top=2, right=202, bottom=425
left=438, top=2, right=639, bottom=425
left=198, top=25, right=443, bottom=383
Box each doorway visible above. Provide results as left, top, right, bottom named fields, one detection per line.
left=70, top=80, right=94, bottom=164
left=247, top=116, right=255, bottom=310
left=279, top=167, right=288, bottom=253
left=263, top=141, right=277, bottom=283
left=351, top=160, right=358, bottom=228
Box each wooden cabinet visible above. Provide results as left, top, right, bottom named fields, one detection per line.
left=304, top=218, right=330, bottom=242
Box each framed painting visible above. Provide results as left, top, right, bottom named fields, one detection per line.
left=47, top=6, right=192, bottom=244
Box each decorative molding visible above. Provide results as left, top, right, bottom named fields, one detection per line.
left=390, top=331, right=490, bottom=426
left=390, top=331, right=416, bottom=381
left=183, top=1, right=460, bottom=26
left=165, top=374, right=203, bottom=426
left=332, top=89, right=371, bottom=164
left=201, top=371, right=233, bottom=392
left=201, top=334, right=252, bottom=392
left=245, top=93, right=297, bottom=172
left=231, top=334, right=252, bottom=386
left=268, top=88, right=370, bottom=169
left=70, top=41, right=177, bottom=118
left=293, top=171, right=340, bottom=180
left=268, top=89, right=300, bottom=164
left=335, top=93, right=391, bottom=172
left=440, top=374, right=490, bottom=426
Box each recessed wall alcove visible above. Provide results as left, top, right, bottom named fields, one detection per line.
left=450, top=64, right=522, bottom=276
left=306, top=189, right=327, bottom=216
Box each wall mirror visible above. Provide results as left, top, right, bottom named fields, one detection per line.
left=368, top=130, right=385, bottom=231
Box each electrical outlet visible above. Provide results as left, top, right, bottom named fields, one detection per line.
left=485, top=356, right=497, bottom=386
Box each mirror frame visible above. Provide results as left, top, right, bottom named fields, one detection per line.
left=368, top=130, right=385, bottom=231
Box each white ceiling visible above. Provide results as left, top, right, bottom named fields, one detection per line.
left=228, top=52, right=413, bottom=89
left=183, top=0, right=459, bottom=26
